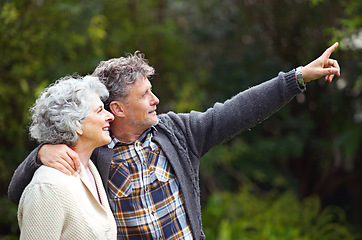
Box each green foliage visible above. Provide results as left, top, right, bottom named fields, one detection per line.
left=0, top=0, right=104, bottom=149
left=202, top=187, right=361, bottom=240
left=0, top=0, right=190, bottom=149
left=1, top=0, right=361, bottom=237
left=185, top=0, right=362, bottom=228
left=0, top=197, right=18, bottom=239
left=0, top=147, right=27, bottom=237
left=0, top=1, right=191, bottom=237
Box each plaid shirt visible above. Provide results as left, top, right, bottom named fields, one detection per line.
left=108, top=128, right=193, bottom=240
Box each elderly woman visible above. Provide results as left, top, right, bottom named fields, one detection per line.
left=17, top=75, right=116, bottom=239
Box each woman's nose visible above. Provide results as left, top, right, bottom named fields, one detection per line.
left=106, top=110, right=114, bottom=122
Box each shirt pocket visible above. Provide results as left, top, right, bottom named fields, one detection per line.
left=150, top=165, right=174, bottom=184
left=148, top=147, right=174, bottom=183
left=109, top=162, right=134, bottom=198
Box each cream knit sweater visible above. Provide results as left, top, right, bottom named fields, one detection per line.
left=18, top=161, right=117, bottom=239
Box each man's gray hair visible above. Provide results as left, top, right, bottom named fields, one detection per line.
left=29, top=75, right=109, bottom=146
left=92, top=51, right=155, bottom=109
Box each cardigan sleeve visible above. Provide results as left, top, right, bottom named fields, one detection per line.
left=8, top=145, right=43, bottom=204
left=18, top=182, right=65, bottom=239
left=166, top=70, right=303, bottom=158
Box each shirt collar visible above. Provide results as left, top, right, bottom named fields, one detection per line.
left=107, top=127, right=156, bottom=149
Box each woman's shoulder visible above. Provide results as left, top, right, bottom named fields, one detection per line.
left=21, top=165, right=80, bottom=204
left=31, top=165, right=78, bottom=187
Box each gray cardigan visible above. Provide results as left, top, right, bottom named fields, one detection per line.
left=8, top=70, right=304, bottom=239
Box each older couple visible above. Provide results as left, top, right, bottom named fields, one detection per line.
left=12, top=43, right=340, bottom=239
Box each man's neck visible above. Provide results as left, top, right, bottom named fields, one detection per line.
left=114, top=131, right=143, bottom=143
left=110, top=122, right=146, bottom=143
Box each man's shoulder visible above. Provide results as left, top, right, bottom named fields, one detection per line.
left=155, top=112, right=193, bottom=144
left=157, top=111, right=190, bottom=128
left=156, top=112, right=182, bottom=134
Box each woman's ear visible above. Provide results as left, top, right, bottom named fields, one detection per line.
left=109, top=101, right=125, bottom=117
left=76, top=129, right=83, bottom=136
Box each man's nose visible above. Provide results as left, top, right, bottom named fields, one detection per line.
left=151, top=92, right=159, bottom=105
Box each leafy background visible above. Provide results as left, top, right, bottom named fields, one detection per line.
left=0, top=0, right=361, bottom=239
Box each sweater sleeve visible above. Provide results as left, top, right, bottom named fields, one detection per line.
left=168, top=70, right=304, bottom=158
left=8, top=145, right=43, bottom=204
left=18, top=182, right=65, bottom=239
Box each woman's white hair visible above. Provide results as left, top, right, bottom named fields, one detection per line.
left=29, top=75, right=109, bottom=146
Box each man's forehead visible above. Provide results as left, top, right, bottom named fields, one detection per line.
left=134, top=76, right=151, bottom=88
left=126, top=77, right=151, bottom=95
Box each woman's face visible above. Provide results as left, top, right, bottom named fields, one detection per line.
left=79, top=93, right=114, bottom=149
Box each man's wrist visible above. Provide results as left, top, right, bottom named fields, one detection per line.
left=36, top=144, right=45, bottom=165
left=296, top=66, right=305, bottom=87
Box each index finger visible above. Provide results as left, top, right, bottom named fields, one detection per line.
left=322, top=42, right=339, bottom=59
left=66, top=150, right=81, bottom=174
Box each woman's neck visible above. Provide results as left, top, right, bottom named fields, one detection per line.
left=70, top=143, right=93, bottom=168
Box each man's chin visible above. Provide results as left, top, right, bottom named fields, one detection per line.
left=150, top=118, right=159, bottom=127
left=153, top=120, right=159, bottom=126
left=151, top=115, right=159, bottom=123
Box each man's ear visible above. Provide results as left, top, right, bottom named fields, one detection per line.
left=109, top=101, right=125, bottom=117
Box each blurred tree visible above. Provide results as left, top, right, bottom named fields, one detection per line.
left=0, top=0, right=191, bottom=237
left=0, top=1, right=106, bottom=236
left=93, top=0, right=194, bottom=112
left=0, top=0, right=361, bottom=238
left=0, top=0, right=107, bottom=147
left=202, top=185, right=361, bottom=240
left=170, top=0, right=362, bottom=229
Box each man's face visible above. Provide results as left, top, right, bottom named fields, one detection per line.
left=122, top=77, right=159, bottom=132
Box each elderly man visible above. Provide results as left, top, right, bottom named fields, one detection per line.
left=9, top=43, right=340, bottom=239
